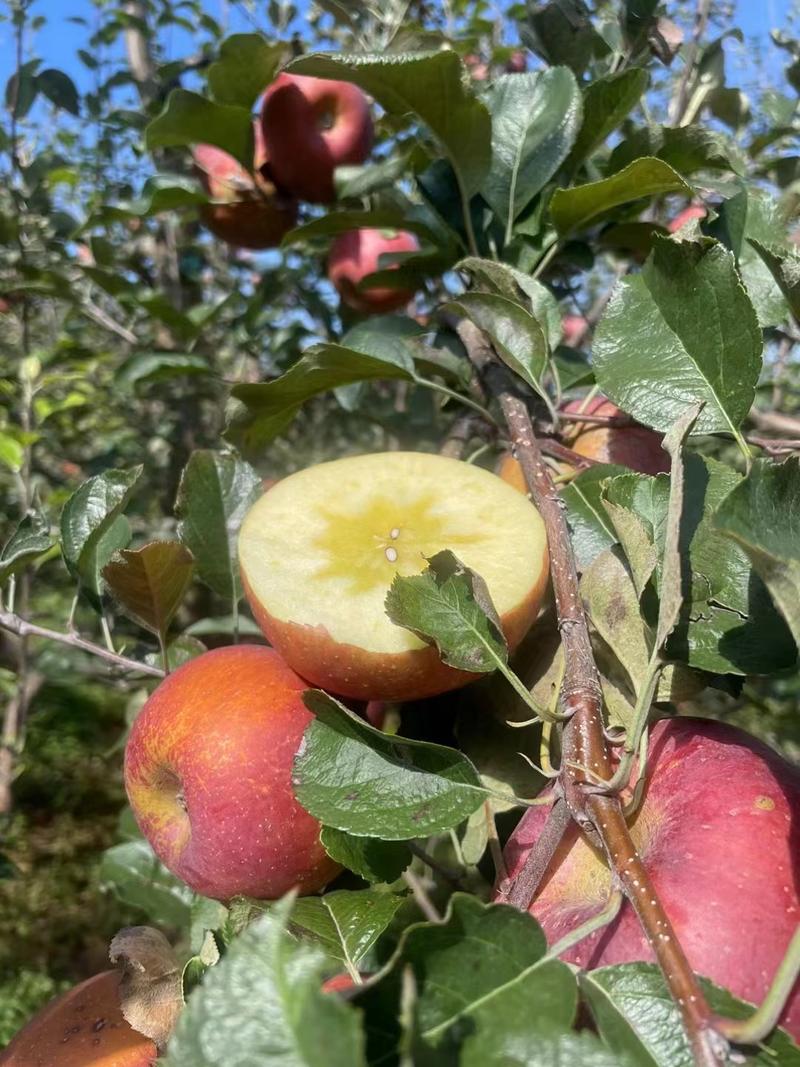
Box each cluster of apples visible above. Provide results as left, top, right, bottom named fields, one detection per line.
left=194, top=72, right=420, bottom=314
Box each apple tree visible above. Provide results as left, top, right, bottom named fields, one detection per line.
left=1, top=1, right=800, bottom=1065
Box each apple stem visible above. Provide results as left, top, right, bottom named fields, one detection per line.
left=714, top=925, right=800, bottom=1046
left=0, top=608, right=165, bottom=678
left=456, top=318, right=726, bottom=1067
left=484, top=801, right=508, bottom=884
left=545, top=889, right=623, bottom=960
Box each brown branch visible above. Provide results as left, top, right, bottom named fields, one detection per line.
left=0, top=611, right=164, bottom=679
left=456, top=319, right=724, bottom=1067
left=538, top=438, right=601, bottom=470
left=556, top=410, right=635, bottom=427
left=747, top=436, right=800, bottom=455
left=748, top=410, right=800, bottom=437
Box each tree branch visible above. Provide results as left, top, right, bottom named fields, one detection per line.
left=0, top=611, right=164, bottom=679
left=456, top=319, right=725, bottom=1067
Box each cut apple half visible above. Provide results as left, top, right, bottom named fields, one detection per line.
left=239, top=451, right=549, bottom=701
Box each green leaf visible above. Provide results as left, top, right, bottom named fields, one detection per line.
left=483, top=67, right=581, bottom=230
left=583, top=963, right=800, bottom=1067
left=385, top=549, right=508, bottom=674
left=103, top=541, right=195, bottom=641
left=295, top=690, right=486, bottom=839
left=145, top=89, right=253, bottom=168
left=287, top=51, right=491, bottom=197
left=227, top=344, right=415, bottom=454
left=601, top=472, right=664, bottom=596
left=714, top=457, right=800, bottom=651
left=397, top=895, right=577, bottom=1063
left=550, top=157, right=690, bottom=235
left=175, top=451, right=261, bottom=603
left=457, top=257, right=562, bottom=350
left=100, top=839, right=196, bottom=928
left=290, top=888, right=404, bottom=967
left=524, top=1, right=610, bottom=76
left=566, top=68, right=649, bottom=171
left=561, top=464, right=628, bottom=570
left=593, top=238, right=762, bottom=436
left=165, top=898, right=366, bottom=1067
left=0, top=432, right=23, bottom=473
left=117, top=352, right=213, bottom=391
left=36, top=68, right=79, bottom=114
left=207, top=34, right=285, bottom=108
left=446, top=292, right=548, bottom=399
left=320, top=827, right=411, bottom=884
left=144, top=634, right=206, bottom=672
left=607, top=124, right=733, bottom=177
left=0, top=511, right=53, bottom=586
left=60, top=466, right=143, bottom=587
left=748, top=239, right=800, bottom=319
left=283, top=208, right=439, bottom=247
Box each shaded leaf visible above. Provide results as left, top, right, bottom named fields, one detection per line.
left=176, top=451, right=260, bottom=602
left=295, top=690, right=486, bottom=838
left=320, top=827, right=411, bottom=883
left=60, top=467, right=143, bottom=587
left=0, top=510, right=53, bottom=586
left=290, top=888, right=403, bottom=967
left=457, top=257, right=562, bottom=349
left=567, top=68, right=649, bottom=171
left=100, top=840, right=196, bottom=929
left=749, top=239, right=800, bottom=319
left=103, top=541, right=194, bottom=641
left=37, top=68, right=79, bottom=114
left=145, top=89, right=253, bottom=168
left=117, top=353, right=213, bottom=392
left=207, top=34, right=285, bottom=108
left=561, top=464, right=627, bottom=571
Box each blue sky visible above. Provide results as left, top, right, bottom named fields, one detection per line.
left=0, top=0, right=794, bottom=98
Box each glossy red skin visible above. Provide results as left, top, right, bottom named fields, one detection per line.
left=0, top=971, right=157, bottom=1067
left=125, top=646, right=340, bottom=901
left=200, top=198, right=296, bottom=250
left=260, top=73, right=373, bottom=203
left=499, top=718, right=800, bottom=1039
left=563, top=396, right=669, bottom=475
left=668, top=203, right=706, bottom=233
left=242, top=558, right=548, bottom=702
left=328, top=228, right=420, bottom=314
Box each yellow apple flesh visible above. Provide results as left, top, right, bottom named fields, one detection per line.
left=239, top=452, right=549, bottom=701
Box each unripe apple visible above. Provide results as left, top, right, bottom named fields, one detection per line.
left=563, top=395, right=669, bottom=475
left=328, top=228, right=420, bottom=314
left=239, top=451, right=549, bottom=702
left=193, top=141, right=297, bottom=250
left=260, top=73, right=373, bottom=204
left=124, top=645, right=340, bottom=901
left=498, top=717, right=800, bottom=1040
left=0, top=970, right=157, bottom=1066
left=668, top=202, right=706, bottom=233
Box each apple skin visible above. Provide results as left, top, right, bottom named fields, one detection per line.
left=505, top=50, right=527, bottom=73
left=496, top=452, right=529, bottom=495
left=464, top=53, right=489, bottom=81
left=498, top=717, right=800, bottom=1040
left=668, top=203, right=706, bottom=233
left=260, top=73, right=373, bottom=204
left=563, top=396, right=669, bottom=475
left=242, top=567, right=545, bottom=702
left=193, top=140, right=297, bottom=250
left=328, top=228, right=420, bottom=314
left=561, top=314, right=588, bottom=347
left=0, top=970, right=157, bottom=1067
left=124, top=645, right=340, bottom=902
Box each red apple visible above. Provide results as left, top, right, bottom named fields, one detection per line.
left=464, top=53, right=489, bottom=81
left=562, top=395, right=669, bottom=475
left=328, top=228, right=420, bottom=314
left=505, top=51, right=527, bottom=73
left=499, top=717, right=800, bottom=1039
left=260, top=73, right=373, bottom=204
left=238, top=451, right=549, bottom=702
left=124, top=645, right=340, bottom=901
left=193, top=140, right=297, bottom=250
left=0, top=970, right=157, bottom=1066
left=561, top=314, right=588, bottom=348
left=668, top=203, right=706, bottom=233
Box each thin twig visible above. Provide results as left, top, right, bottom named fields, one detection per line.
left=668, top=0, right=712, bottom=126
left=0, top=611, right=164, bottom=678
left=83, top=301, right=138, bottom=345
left=456, top=318, right=724, bottom=1067
left=403, top=869, right=441, bottom=923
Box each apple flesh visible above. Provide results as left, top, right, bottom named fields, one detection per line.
left=260, top=73, right=373, bottom=204
left=125, top=645, right=340, bottom=901
left=239, top=451, right=549, bottom=702
left=0, top=970, right=157, bottom=1066
left=498, top=717, right=800, bottom=1040
left=193, top=140, right=297, bottom=250
left=563, top=395, right=669, bottom=475
left=328, top=228, right=420, bottom=314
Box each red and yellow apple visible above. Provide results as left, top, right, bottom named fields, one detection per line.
left=562, top=395, right=669, bottom=475
left=239, top=452, right=549, bottom=702
left=260, top=73, right=373, bottom=204
left=124, top=645, right=340, bottom=901
left=0, top=970, right=157, bottom=1066
left=192, top=139, right=297, bottom=250
left=328, top=228, right=420, bottom=314
left=668, top=202, right=706, bottom=233
left=498, top=717, right=800, bottom=1040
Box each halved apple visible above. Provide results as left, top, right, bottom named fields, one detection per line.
left=239, top=452, right=549, bottom=701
